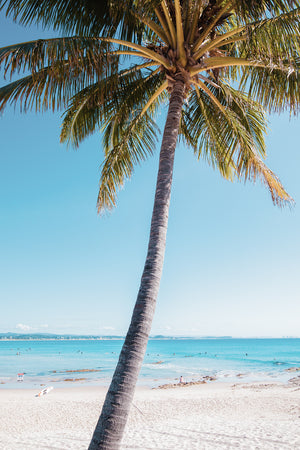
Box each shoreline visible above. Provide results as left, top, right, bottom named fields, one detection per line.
left=0, top=381, right=299, bottom=449
left=1, top=368, right=299, bottom=390
left=0, top=378, right=294, bottom=394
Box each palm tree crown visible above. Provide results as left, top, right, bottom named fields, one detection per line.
left=1, top=1, right=299, bottom=210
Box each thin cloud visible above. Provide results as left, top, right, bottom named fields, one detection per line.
left=16, top=323, right=32, bottom=331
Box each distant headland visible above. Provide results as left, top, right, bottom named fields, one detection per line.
left=0, top=333, right=234, bottom=341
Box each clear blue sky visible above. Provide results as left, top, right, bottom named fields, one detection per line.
left=1, top=12, right=299, bottom=337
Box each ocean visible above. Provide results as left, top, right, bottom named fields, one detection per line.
left=0, top=338, right=299, bottom=389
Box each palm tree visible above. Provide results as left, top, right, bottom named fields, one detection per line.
left=1, top=0, right=300, bottom=448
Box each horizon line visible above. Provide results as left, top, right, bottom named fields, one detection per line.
left=0, top=332, right=299, bottom=339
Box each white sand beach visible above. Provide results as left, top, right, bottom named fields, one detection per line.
left=0, top=381, right=299, bottom=449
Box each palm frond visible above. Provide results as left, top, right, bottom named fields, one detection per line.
left=236, top=7, right=300, bottom=63
left=60, top=82, right=102, bottom=147
left=0, top=36, right=115, bottom=81
left=237, top=147, right=293, bottom=207
left=61, top=66, right=163, bottom=148
left=180, top=87, right=237, bottom=179
left=174, top=0, right=186, bottom=65
left=181, top=81, right=292, bottom=206
left=235, top=0, right=300, bottom=22
left=239, top=63, right=300, bottom=114
left=97, top=78, right=168, bottom=212
left=0, top=56, right=107, bottom=112
left=190, top=51, right=300, bottom=115
left=97, top=112, right=160, bottom=212
left=0, top=0, right=147, bottom=41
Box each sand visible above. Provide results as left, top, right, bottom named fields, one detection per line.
left=0, top=381, right=299, bottom=449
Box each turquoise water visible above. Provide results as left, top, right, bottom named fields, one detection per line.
left=0, top=338, right=299, bottom=388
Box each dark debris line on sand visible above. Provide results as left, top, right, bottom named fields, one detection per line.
left=155, top=376, right=217, bottom=389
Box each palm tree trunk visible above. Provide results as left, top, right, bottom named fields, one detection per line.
left=88, top=74, right=186, bottom=450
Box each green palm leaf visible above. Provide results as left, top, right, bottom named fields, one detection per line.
left=0, top=37, right=114, bottom=79
left=219, top=7, right=300, bottom=58
left=61, top=66, right=164, bottom=148
left=0, top=36, right=120, bottom=112
left=0, top=0, right=143, bottom=40
left=181, top=82, right=292, bottom=206
left=97, top=111, right=160, bottom=212
left=0, top=61, right=96, bottom=112
left=235, top=0, right=300, bottom=21
left=239, top=63, right=300, bottom=114
left=60, top=82, right=102, bottom=146
left=101, top=71, right=165, bottom=152
left=97, top=78, right=167, bottom=211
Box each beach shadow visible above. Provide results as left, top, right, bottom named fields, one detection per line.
left=123, top=446, right=169, bottom=450
left=11, top=434, right=90, bottom=450
left=125, top=424, right=294, bottom=448
left=169, top=426, right=293, bottom=447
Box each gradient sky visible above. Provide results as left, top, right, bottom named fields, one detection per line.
left=1, top=12, right=300, bottom=337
